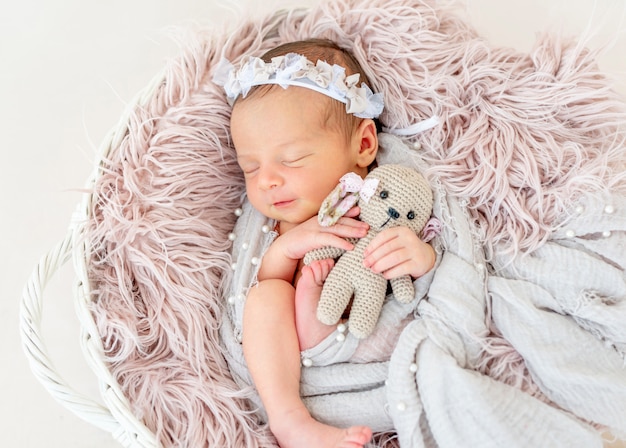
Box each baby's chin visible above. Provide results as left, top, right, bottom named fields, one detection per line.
left=271, top=202, right=317, bottom=221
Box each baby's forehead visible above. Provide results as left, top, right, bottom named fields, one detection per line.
left=231, top=86, right=335, bottom=130
left=235, top=84, right=332, bottom=109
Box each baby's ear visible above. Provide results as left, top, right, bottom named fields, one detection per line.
left=317, top=182, right=360, bottom=227
left=355, top=119, right=378, bottom=168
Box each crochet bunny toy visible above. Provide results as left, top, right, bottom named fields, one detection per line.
left=304, top=164, right=433, bottom=338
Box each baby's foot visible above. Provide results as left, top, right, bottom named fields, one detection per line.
left=271, top=405, right=372, bottom=448
left=295, top=259, right=337, bottom=350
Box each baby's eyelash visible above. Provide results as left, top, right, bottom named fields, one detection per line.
left=240, top=165, right=259, bottom=175
left=283, top=154, right=311, bottom=166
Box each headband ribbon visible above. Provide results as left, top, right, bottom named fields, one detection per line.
left=213, top=53, right=384, bottom=119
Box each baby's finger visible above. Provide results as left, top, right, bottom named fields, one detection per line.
left=344, top=206, right=361, bottom=218
left=313, top=233, right=356, bottom=251
left=364, top=229, right=399, bottom=259
left=308, top=262, right=324, bottom=285
left=309, top=258, right=334, bottom=274
left=319, top=258, right=335, bottom=276
left=366, top=246, right=410, bottom=275
left=310, top=259, right=335, bottom=283
left=379, top=263, right=410, bottom=280
left=325, top=219, right=369, bottom=238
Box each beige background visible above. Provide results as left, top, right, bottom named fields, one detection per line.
left=1, top=0, right=624, bottom=446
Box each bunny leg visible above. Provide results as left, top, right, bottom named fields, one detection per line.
left=316, top=269, right=354, bottom=326
left=349, top=277, right=388, bottom=338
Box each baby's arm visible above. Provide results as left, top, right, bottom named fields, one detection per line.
left=362, top=226, right=436, bottom=280
left=258, top=211, right=369, bottom=282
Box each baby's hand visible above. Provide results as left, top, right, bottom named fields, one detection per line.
left=362, top=226, right=435, bottom=280
left=258, top=207, right=368, bottom=282
left=278, top=208, right=368, bottom=261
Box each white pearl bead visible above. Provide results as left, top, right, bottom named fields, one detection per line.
left=234, top=208, right=243, bottom=217
left=241, top=242, right=249, bottom=250
left=575, top=205, right=585, bottom=214
left=251, top=257, right=260, bottom=266
left=237, top=293, right=246, bottom=301
left=227, top=296, right=235, bottom=304
left=302, top=358, right=313, bottom=367
left=336, top=333, right=346, bottom=342
left=603, top=230, right=611, bottom=238
left=261, top=225, right=270, bottom=233
left=604, top=205, right=615, bottom=214
left=337, top=323, right=347, bottom=333
left=231, top=262, right=237, bottom=270
left=236, top=334, right=243, bottom=343
left=412, top=141, right=421, bottom=150
left=228, top=232, right=236, bottom=241
left=397, top=401, right=407, bottom=411
left=409, top=363, right=418, bottom=373
left=565, top=229, right=575, bottom=238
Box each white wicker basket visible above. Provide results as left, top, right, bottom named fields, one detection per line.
left=19, top=70, right=169, bottom=448
left=19, top=1, right=626, bottom=446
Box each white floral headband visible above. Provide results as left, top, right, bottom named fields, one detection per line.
left=213, top=52, right=384, bottom=119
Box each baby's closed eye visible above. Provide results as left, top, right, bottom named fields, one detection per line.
left=240, top=164, right=259, bottom=176
left=282, top=153, right=312, bottom=167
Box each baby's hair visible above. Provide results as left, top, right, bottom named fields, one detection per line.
left=259, top=39, right=369, bottom=86
left=242, top=39, right=379, bottom=142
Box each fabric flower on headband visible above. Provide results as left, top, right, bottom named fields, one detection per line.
left=212, top=53, right=384, bottom=119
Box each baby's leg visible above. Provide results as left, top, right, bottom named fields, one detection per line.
left=243, top=279, right=372, bottom=448
left=295, top=259, right=338, bottom=350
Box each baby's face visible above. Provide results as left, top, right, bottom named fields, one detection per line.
left=230, top=87, right=366, bottom=229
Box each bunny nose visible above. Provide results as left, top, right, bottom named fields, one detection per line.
left=387, top=207, right=400, bottom=219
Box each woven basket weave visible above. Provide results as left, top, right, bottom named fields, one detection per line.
left=19, top=71, right=168, bottom=448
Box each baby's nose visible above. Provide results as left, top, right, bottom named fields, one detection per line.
left=258, top=167, right=282, bottom=190
left=387, top=207, right=400, bottom=219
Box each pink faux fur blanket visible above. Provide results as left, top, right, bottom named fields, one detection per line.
left=86, top=0, right=626, bottom=446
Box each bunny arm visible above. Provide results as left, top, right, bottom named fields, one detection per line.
left=390, top=275, right=416, bottom=303
left=303, top=237, right=358, bottom=265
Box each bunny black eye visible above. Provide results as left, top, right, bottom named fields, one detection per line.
left=407, top=211, right=415, bottom=220
left=380, top=190, right=389, bottom=199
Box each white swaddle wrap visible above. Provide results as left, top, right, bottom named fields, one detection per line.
left=221, top=134, right=626, bottom=446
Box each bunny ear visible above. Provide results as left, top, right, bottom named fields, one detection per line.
left=317, top=180, right=360, bottom=227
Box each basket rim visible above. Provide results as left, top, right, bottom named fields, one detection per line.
left=20, top=66, right=172, bottom=448
left=72, top=67, right=173, bottom=446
